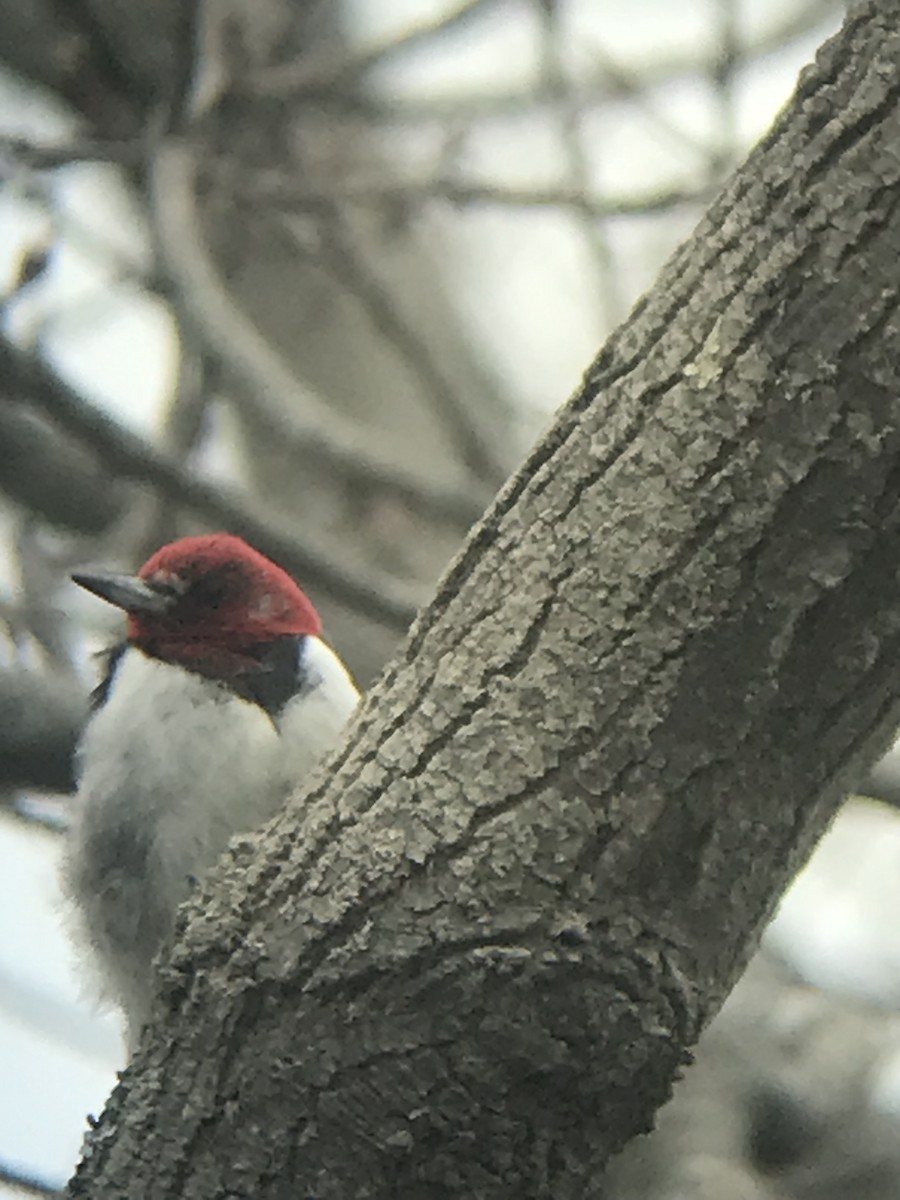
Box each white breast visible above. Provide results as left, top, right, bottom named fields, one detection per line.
left=276, top=633, right=360, bottom=792
left=63, top=637, right=358, bottom=1046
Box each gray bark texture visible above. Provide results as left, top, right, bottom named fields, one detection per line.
left=67, top=3, right=900, bottom=1197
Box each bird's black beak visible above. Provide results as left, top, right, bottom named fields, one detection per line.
left=71, top=569, right=175, bottom=616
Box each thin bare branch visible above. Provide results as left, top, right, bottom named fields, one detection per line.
left=0, top=1159, right=63, bottom=1198
left=534, top=0, right=623, bottom=331
left=0, top=665, right=85, bottom=793
left=0, top=400, right=123, bottom=535
left=862, top=743, right=900, bottom=810
left=133, top=339, right=213, bottom=562
left=0, top=132, right=143, bottom=171
left=247, top=171, right=705, bottom=221
left=256, top=0, right=501, bottom=96
left=281, top=213, right=507, bottom=484
left=0, top=791, right=68, bottom=831
left=320, top=0, right=842, bottom=127
left=708, top=0, right=741, bottom=175
left=13, top=520, right=77, bottom=669
left=0, top=168, right=157, bottom=303
left=149, top=141, right=491, bottom=523
left=0, top=333, right=420, bottom=631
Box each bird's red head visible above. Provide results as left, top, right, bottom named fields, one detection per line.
left=73, top=533, right=321, bottom=669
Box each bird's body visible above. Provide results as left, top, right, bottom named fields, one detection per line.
left=63, top=534, right=358, bottom=1049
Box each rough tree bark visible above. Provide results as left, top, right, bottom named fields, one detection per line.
left=68, top=4, right=900, bottom=1197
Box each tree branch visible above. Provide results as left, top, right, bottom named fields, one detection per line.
left=248, top=171, right=703, bottom=221
left=284, top=212, right=508, bottom=483
left=255, top=0, right=502, bottom=96
left=0, top=333, right=419, bottom=631
left=861, top=743, right=900, bottom=809
left=148, top=140, right=494, bottom=522
left=534, top=0, right=624, bottom=330
left=0, top=667, right=84, bottom=793
left=325, top=0, right=842, bottom=125
left=0, top=1160, right=62, bottom=1199
left=0, top=400, right=123, bottom=535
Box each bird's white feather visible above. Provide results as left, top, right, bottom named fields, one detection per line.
left=63, top=635, right=358, bottom=1046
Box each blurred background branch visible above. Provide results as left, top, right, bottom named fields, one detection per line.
left=0, top=1160, right=61, bottom=1198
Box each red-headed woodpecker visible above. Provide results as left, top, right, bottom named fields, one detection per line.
left=63, top=533, right=359, bottom=1050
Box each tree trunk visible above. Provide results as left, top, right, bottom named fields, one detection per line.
left=68, top=3, right=900, bottom=1196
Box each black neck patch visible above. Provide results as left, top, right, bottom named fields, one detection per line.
left=227, top=635, right=315, bottom=716
left=93, top=635, right=314, bottom=720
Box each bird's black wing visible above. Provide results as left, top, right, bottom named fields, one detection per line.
left=90, top=642, right=128, bottom=710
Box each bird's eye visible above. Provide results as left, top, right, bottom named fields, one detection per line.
left=183, top=569, right=234, bottom=611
